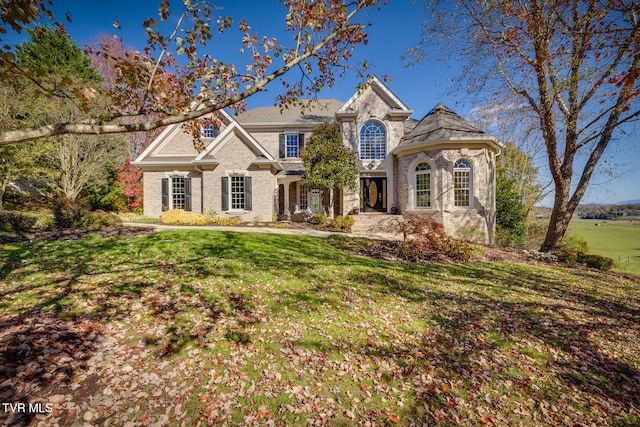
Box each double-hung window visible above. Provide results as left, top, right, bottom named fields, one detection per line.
left=454, top=159, right=472, bottom=207
left=221, top=176, right=252, bottom=211
left=231, top=176, right=245, bottom=210
left=279, top=133, right=305, bottom=159
left=415, top=162, right=431, bottom=208
left=161, top=177, right=192, bottom=211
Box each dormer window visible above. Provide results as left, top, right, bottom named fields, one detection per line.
left=202, top=124, right=219, bottom=139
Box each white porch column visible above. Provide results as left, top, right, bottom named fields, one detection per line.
left=283, top=181, right=290, bottom=220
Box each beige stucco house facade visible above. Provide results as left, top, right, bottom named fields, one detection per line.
left=134, top=76, right=502, bottom=243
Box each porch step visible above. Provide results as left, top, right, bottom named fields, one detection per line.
left=351, top=213, right=404, bottom=236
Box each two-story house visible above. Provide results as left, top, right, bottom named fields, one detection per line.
left=134, top=76, right=502, bottom=243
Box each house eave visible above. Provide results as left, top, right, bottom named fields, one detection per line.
left=392, top=137, right=502, bottom=156
left=252, top=159, right=284, bottom=171
left=132, top=160, right=195, bottom=167
left=335, top=111, right=358, bottom=120
left=388, top=109, right=413, bottom=120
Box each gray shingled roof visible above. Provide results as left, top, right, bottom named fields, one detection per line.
left=234, top=98, right=343, bottom=125
left=400, top=103, right=487, bottom=147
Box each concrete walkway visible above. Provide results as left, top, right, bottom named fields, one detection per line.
left=122, top=222, right=402, bottom=241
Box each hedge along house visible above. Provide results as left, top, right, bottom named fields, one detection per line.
left=134, top=75, right=502, bottom=243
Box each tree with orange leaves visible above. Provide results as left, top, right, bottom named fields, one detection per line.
left=0, top=0, right=385, bottom=145
left=409, top=0, right=639, bottom=252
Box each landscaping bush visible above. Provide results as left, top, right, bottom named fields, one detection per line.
left=310, top=212, right=328, bottom=226
left=83, top=210, right=122, bottom=228
left=557, top=233, right=589, bottom=264
left=0, top=210, right=36, bottom=233
left=208, top=216, right=241, bottom=226
left=52, top=199, right=88, bottom=229
left=328, top=215, right=354, bottom=231
left=161, top=209, right=208, bottom=226
left=398, top=214, right=446, bottom=246
left=161, top=209, right=241, bottom=226
left=436, top=237, right=475, bottom=262
left=579, top=254, right=616, bottom=271
left=51, top=199, right=123, bottom=229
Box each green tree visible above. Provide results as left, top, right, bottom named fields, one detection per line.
left=496, top=142, right=544, bottom=219
left=495, top=173, right=527, bottom=248
left=16, top=25, right=103, bottom=85
left=0, top=75, right=51, bottom=209
left=301, top=122, right=359, bottom=218
left=409, top=0, right=639, bottom=252
left=15, top=25, right=126, bottom=202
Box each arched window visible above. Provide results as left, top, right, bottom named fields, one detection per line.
left=415, top=162, right=431, bottom=208
left=360, top=121, right=386, bottom=160
left=454, top=159, right=472, bottom=207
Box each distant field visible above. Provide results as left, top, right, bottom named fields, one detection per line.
left=568, top=219, right=640, bottom=275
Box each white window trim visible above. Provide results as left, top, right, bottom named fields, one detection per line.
left=406, top=156, right=434, bottom=211
left=359, top=119, right=387, bottom=161
left=296, top=182, right=309, bottom=213
left=163, top=173, right=189, bottom=211
left=453, top=158, right=473, bottom=209
left=285, top=133, right=300, bottom=159
left=224, top=171, right=249, bottom=213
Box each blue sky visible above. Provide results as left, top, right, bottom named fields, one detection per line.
left=9, top=0, right=640, bottom=204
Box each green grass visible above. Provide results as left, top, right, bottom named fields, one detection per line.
left=1, top=230, right=639, bottom=426
left=568, top=219, right=640, bottom=275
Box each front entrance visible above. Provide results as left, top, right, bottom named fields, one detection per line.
left=360, top=177, right=387, bottom=212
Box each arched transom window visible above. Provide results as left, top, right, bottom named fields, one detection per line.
left=415, top=162, right=431, bottom=208
left=454, top=159, right=472, bottom=207
left=360, top=121, right=386, bottom=160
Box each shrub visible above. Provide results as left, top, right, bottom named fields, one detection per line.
left=557, top=233, right=589, bottom=264
left=208, top=216, right=241, bottom=226
left=436, top=237, right=475, bottom=262
left=0, top=211, right=36, bottom=233
left=310, top=212, right=328, bottom=225
left=33, top=211, right=54, bottom=229
left=398, top=214, right=446, bottom=247
left=580, top=254, right=615, bottom=271
left=161, top=209, right=208, bottom=226
left=328, top=215, right=354, bottom=231
left=51, top=199, right=122, bottom=229
left=52, top=199, right=87, bottom=229
left=83, top=210, right=122, bottom=228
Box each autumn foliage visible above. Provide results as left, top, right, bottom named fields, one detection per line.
left=0, top=1, right=386, bottom=145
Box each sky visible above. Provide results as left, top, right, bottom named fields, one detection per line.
left=7, top=0, right=640, bottom=204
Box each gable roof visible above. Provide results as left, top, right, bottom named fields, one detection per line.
left=393, top=103, right=501, bottom=154
left=337, top=75, right=412, bottom=118
left=235, top=98, right=343, bottom=127
left=194, top=118, right=276, bottom=162
left=133, top=110, right=234, bottom=166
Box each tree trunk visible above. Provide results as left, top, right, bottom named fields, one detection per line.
left=540, top=182, right=572, bottom=253
left=328, top=188, right=335, bottom=219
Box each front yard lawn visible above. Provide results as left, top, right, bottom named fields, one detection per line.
left=1, top=230, right=639, bottom=426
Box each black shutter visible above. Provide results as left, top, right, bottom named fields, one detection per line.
left=244, top=176, right=252, bottom=210
left=221, top=176, right=229, bottom=211
left=161, top=178, right=169, bottom=211
left=279, top=134, right=285, bottom=158
left=184, top=178, right=192, bottom=211
left=298, top=133, right=304, bottom=153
